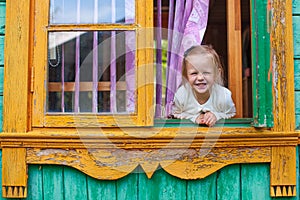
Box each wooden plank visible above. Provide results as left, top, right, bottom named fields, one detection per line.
left=295, top=60, right=300, bottom=77
left=3, top=0, right=31, bottom=132
left=117, top=173, right=138, bottom=200
left=0, top=150, right=2, bottom=199
left=241, top=164, right=272, bottom=200
left=217, top=164, right=240, bottom=200
left=0, top=36, right=3, bottom=66
left=297, top=146, right=299, bottom=198
left=272, top=0, right=295, bottom=132
left=32, top=0, right=49, bottom=127
left=227, top=0, right=243, bottom=118
left=187, top=174, right=217, bottom=200
left=138, top=169, right=187, bottom=200
left=293, top=0, right=300, bottom=14
left=0, top=67, right=3, bottom=94
left=251, top=0, right=273, bottom=127
left=295, top=92, right=300, bottom=114
left=43, top=165, right=64, bottom=200
left=2, top=148, right=27, bottom=198
left=26, top=165, right=43, bottom=200
left=0, top=96, right=3, bottom=132
left=295, top=76, right=300, bottom=91
left=136, top=0, right=147, bottom=126
left=87, top=176, right=117, bottom=200
left=47, top=24, right=137, bottom=31
left=293, top=16, right=300, bottom=58
left=0, top=2, right=5, bottom=35
left=44, top=115, right=141, bottom=127
left=271, top=146, right=297, bottom=197
left=296, top=115, right=300, bottom=130
left=48, top=81, right=127, bottom=92
left=144, top=0, right=154, bottom=126
left=63, top=166, right=88, bottom=200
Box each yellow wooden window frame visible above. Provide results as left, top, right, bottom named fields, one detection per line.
left=1, top=0, right=298, bottom=198
left=31, top=0, right=154, bottom=128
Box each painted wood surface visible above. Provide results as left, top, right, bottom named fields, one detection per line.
left=294, top=0, right=300, bottom=130
left=0, top=161, right=299, bottom=200
left=0, top=2, right=5, bottom=36
left=3, top=0, right=31, bottom=133
left=251, top=0, right=273, bottom=127
left=0, top=1, right=300, bottom=200
left=0, top=36, right=3, bottom=66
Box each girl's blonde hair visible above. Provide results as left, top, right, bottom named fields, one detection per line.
left=181, top=45, right=224, bottom=86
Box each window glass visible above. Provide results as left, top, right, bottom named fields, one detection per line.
left=47, top=31, right=136, bottom=114
left=49, top=0, right=135, bottom=24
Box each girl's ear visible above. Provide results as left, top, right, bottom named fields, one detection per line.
left=215, top=67, right=221, bottom=78
left=218, top=67, right=222, bottom=74
left=215, top=67, right=224, bottom=85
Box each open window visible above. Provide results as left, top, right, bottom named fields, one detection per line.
left=154, top=0, right=273, bottom=128
left=31, top=0, right=273, bottom=128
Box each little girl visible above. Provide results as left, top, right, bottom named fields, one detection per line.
left=172, top=45, right=236, bottom=127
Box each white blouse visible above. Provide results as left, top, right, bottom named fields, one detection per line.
left=172, top=83, right=236, bottom=123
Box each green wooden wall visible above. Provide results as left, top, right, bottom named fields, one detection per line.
left=0, top=1, right=299, bottom=199
left=294, top=0, right=300, bottom=129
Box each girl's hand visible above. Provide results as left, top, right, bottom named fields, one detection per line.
left=195, top=113, right=205, bottom=124
left=196, top=112, right=217, bottom=127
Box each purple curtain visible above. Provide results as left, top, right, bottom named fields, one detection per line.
left=125, top=0, right=135, bottom=113
left=155, top=0, right=163, bottom=117
left=156, top=0, right=210, bottom=117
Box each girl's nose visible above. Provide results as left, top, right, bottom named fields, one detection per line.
left=197, top=73, right=204, bottom=80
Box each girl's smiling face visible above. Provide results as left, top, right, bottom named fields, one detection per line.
left=185, top=56, right=216, bottom=101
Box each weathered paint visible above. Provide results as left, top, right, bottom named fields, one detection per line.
left=3, top=0, right=31, bottom=133
left=0, top=2, right=5, bottom=36
left=271, top=0, right=295, bottom=132
left=0, top=162, right=294, bottom=200
left=251, top=0, right=273, bottom=127
left=0, top=0, right=300, bottom=199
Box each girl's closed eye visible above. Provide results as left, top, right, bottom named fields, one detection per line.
left=202, top=72, right=212, bottom=76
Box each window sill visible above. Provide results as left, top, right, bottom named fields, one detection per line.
left=154, top=118, right=253, bottom=128
left=0, top=126, right=297, bottom=149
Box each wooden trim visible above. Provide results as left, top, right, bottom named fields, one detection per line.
left=32, top=0, right=154, bottom=127
left=136, top=0, right=148, bottom=126
left=271, top=146, right=296, bottom=197
left=145, top=0, right=154, bottom=126
left=25, top=147, right=270, bottom=180
left=43, top=115, right=139, bottom=127
left=298, top=131, right=300, bottom=144
left=135, top=0, right=154, bottom=126
left=0, top=130, right=297, bottom=181
left=48, top=81, right=127, bottom=92
left=269, top=1, right=296, bottom=196
left=3, top=0, right=31, bottom=132
left=227, top=0, right=243, bottom=118
left=0, top=129, right=298, bottom=148
left=271, top=0, right=295, bottom=132
left=2, top=148, right=27, bottom=198
left=47, top=24, right=138, bottom=31
left=32, top=0, right=49, bottom=127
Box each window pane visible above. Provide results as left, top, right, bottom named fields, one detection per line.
left=47, top=31, right=136, bottom=114
left=49, top=0, right=135, bottom=24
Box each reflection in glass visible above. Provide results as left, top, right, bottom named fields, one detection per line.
left=49, top=0, right=135, bottom=24
left=47, top=31, right=136, bottom=114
